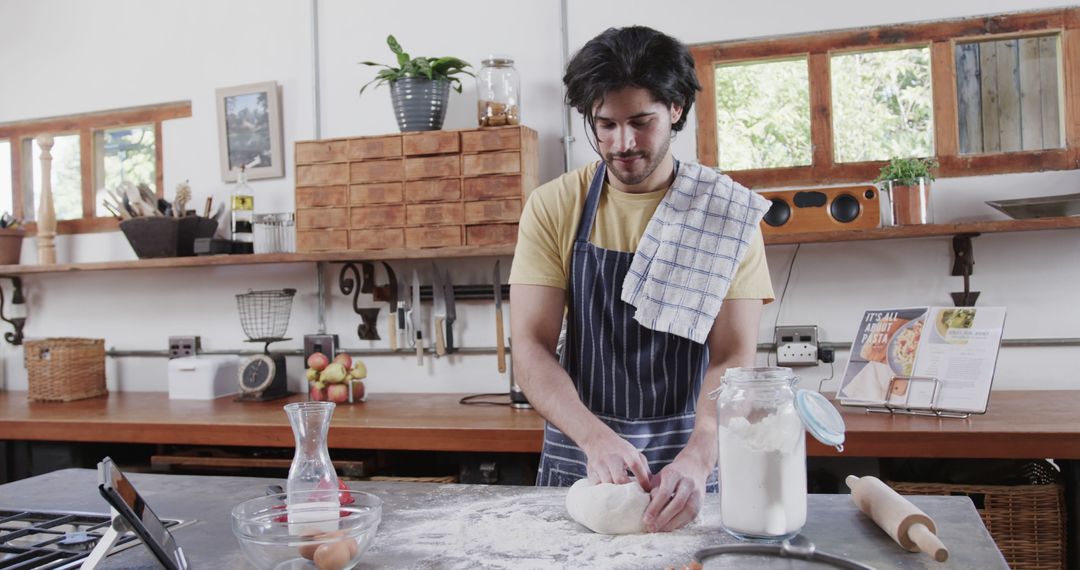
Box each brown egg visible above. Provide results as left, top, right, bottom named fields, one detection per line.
left=298, top=530, right=345, bottom=561
left=297, top=533, right=320, bottom=560
left=313, top=540, right=351, bottom=570
left=343, top=536, right=359, bottom=557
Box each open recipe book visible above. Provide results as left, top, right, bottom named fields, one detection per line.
left=837, top=306, right=1007, bottom=413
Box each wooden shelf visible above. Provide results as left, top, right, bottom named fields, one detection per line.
left=0, top=217, right=1074, bottom=275
left=0, top=245, right=515, bottom=276
left=763, top=215, right=1080, bottom=245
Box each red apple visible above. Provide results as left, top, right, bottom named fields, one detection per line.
left=332, top=353, right=352, bottom=369
left=306, top=352, right=330, bottom=371
left=309, top=382, right=327, bottom=401
left=327, top=384, right=349, bottom=403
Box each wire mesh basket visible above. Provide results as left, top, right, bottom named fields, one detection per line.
left=236, top=288, right=296, bottom=342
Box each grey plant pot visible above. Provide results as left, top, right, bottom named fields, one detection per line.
left=390, top=77, right=451, bottom=132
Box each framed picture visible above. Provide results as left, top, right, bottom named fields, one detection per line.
left=215, top=81, right=283, bottom=181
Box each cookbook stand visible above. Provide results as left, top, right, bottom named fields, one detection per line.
left=852, top=376, right=974, bottom=419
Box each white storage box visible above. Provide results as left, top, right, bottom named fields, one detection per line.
left=167, top=355, right=239, bottom=400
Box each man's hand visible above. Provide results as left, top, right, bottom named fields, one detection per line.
left=582, top=431, right=652, bottom=491
left=642, top=456, right=708, bottom=532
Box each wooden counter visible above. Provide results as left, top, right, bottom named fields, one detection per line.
left=2, top=390, right=1080, bottom=458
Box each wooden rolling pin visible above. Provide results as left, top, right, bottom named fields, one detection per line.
left=846, top=475, right=949, bottom=562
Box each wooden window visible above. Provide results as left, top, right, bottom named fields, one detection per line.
left=0, top=101, right=191, bottom=234
left=692, top=7, right=1080, bottom=188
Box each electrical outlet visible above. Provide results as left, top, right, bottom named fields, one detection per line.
left=775, top=325, right=819, bottom=367
left=304, top=334, right=339, bottom=363
left=168, top=336, right=201, bottom=359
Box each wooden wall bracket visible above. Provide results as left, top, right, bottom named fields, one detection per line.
left=950, top=234, right=981, bottom=306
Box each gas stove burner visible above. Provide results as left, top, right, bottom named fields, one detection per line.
left=0, top=508, right=190, bottom=569
left=57, top=530, right=99, bottom=551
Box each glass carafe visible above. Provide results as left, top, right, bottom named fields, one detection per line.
left=713, top=367, right=806, bottom=541
left=284, top=401, right=339, bottom=534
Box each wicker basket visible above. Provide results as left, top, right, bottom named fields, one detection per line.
left=25, top=337, right=107, bottom=402
left=888, top=480, right=1065, bottom=569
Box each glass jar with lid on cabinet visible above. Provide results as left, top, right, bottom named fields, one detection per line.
left=476, top=54, right=520, bottom=127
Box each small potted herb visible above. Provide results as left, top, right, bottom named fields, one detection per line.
left=874, top=157, right=939, bottom=225
left=359, top=35, right=473, bottom=132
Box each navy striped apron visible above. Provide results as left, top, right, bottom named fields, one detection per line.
left=537, top=163, right=718, bottom=492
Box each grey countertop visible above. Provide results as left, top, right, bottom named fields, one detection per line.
left=0, top=469, right=1007, bottom=569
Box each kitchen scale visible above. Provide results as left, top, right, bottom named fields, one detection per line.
left=234, top=288, right=296, bottom=402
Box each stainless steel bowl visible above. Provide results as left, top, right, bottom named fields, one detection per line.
left=985, top=193, right=1080, bottom=219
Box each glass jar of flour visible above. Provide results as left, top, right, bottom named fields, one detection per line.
left=712, top=367, right=845, bottom=541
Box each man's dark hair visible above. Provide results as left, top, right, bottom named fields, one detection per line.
left=564, top=26, right=701, bottom=135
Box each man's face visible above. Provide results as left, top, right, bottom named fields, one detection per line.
left=592, top=87, right=682, bottom=188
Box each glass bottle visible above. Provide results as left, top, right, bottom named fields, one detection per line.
left=231, top=166, right=254, bottom=243
left=713, top=367, right=806, bottom=541
left=476, top=55, right=521, bottom=127
left=284, top=401, right=339, bottom=534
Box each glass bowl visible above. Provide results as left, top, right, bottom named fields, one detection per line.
left=231, top=489, right=381, bottom=570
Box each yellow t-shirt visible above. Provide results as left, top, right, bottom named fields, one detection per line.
left=510, top=162, right=775, bottom=303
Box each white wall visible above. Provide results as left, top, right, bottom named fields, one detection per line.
left=0, top=0, right=1075, bottom=397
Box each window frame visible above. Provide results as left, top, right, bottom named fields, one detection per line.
left=0, top=101, right=191, bottom=234
left=691, top=7, right=1080, bottom=188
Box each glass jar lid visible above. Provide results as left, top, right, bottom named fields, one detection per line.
left=482, top=53, right=514, bottom=66
left=795, top=389, right=846, bottom=451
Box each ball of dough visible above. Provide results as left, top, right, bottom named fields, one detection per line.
left=565, top=478, right=650, bottom=534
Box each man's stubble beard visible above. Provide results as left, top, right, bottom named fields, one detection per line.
left=603, top=134, right=673, bottom=187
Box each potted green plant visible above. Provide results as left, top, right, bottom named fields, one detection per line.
left=874, top=157, right=939, bottom=225
left=360, top=35, right=473, bottom=132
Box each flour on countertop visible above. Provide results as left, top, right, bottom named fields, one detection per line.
left=363, top=484, right=732, bottom=570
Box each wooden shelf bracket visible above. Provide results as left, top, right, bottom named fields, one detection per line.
left=0, top=276, right=26, bottom=345
left=950, top=234, right=981, bottom=306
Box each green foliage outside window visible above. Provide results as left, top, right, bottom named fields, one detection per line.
left=31, top=134, right=81, bottom=221
left=99, top=126, right=156, bottom=216
left=831, top=47, right=935, bottom=163
left=714, top=58, right=811, bottom=171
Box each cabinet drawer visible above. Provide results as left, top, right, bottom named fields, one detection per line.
left=464, top=199, right=521, bottom=223
left=405, top=179, right=460, bottom=203
left=463, top=151, right=520, bottom=176
left=406, top=202, right=464, bottom=226
left=403, top=131, right=459, bottom=155
left=297, top=229, right=347, bottom=252
left=297, top=207, right=348, bottom=230
left=296, top=185, right=347, bottom=208
left=297, top=163, right=348, bottom=186
left=466, top=223, right=518, bottom=246
left=405, top=155, right=460, bottom=180
left=349, top=182, right=403, bottom=205
left=295, top=141, right=347, bottom=164
left=347, top=136, right=402, bottom=160
left=462, top=127, right=521, bottom=153
left=349, top=228, right=405, bottom=250
left=463, top=175, right=521, bottom=201
left=405, top=225, right=462, bottom=248
left=351, top=159, right=404, bottom=183
left=351, top=205, right=406, bottom=228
